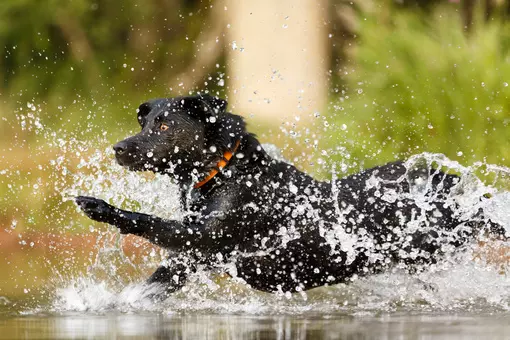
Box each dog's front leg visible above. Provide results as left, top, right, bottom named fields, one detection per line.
left=75, top=196, right=125, bottom=226
left=75, top=196, right=223, bottom=250
left=146, top=255, right=195, bottom=298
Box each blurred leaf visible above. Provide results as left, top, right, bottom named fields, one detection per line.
left=329, top=4, right=510, bottom=171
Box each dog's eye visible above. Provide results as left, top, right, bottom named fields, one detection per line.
left=160, top=123, right=169, bottom=131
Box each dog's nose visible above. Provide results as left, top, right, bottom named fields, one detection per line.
left=113, top=141, right=128, bottom=155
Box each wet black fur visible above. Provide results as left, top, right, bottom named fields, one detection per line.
left=76, top=95, right=503, bottom=295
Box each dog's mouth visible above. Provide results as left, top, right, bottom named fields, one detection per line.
left=115, top=152, right=152, bottom=170
left=115, top=152, right=175, bottom=174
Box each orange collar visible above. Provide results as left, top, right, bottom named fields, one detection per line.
left=194, top=140, right=241, bottom=188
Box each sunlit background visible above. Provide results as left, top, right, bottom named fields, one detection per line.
left=1, top=0, right=510, bottom=331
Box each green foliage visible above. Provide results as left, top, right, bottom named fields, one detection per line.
left=330, top=5, right=510, bottom=170
left=0, top=0, right=211, bottom=131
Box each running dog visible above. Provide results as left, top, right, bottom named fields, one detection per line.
left=76, top=94, right=504, bottom=294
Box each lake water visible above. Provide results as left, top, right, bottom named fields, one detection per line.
left=2, top=310, right=510, bottom=339
left=3, top=260, right=510, bottom=340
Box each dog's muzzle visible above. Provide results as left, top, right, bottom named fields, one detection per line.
left=113, top=140, right=140, bottom=168
left=113, top=140, right=129, bottom=156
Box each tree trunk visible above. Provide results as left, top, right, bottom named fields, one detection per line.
left=225, top=0, right=329, bottom=124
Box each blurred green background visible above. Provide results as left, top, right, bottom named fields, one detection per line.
left=1, top=0, right=510, bottom=299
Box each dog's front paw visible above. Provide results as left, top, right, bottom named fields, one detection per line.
left=75, top=196, right=116, bottom=224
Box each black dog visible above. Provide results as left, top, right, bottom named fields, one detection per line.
left=76, top=95, right=504, bottom=294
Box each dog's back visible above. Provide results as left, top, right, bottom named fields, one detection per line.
left=226, top=155, right=498, bottom=292
left=189, top=146, right=487, bottom=292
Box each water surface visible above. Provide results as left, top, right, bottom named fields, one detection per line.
left=2, top=310, right=510, bottom=339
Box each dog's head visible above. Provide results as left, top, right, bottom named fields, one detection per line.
left=113, top=94, right=245, bottom=181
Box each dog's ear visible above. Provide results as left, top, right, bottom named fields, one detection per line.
left=181, top=94, right=227, bottom=122
left=199, top=94, right=227, bottom=115
left=137, top=102, right=152, bottom=127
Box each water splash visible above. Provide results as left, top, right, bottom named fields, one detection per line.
left=6, top=105, right=510, bottom=315
left=50, top=147, right=510, bottom=315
